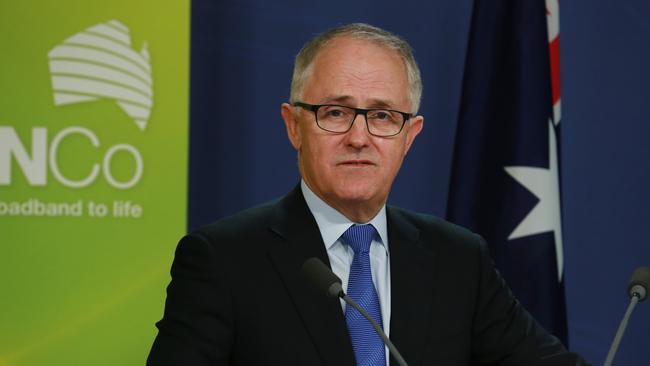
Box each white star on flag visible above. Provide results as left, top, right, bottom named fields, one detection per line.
left=504, top=120, right=563, bottom=281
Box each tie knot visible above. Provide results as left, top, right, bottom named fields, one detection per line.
left=341, top=224, right=377, bottom=254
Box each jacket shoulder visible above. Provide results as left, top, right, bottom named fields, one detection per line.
left=388, top=206, right=484, bottom=251
left=191, top=197, right=282, bottom=243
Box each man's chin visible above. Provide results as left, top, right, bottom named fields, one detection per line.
left=330, top=188, right=383, bottom=208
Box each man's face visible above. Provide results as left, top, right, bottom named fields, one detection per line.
left=282, top=37, right=423, bottom=219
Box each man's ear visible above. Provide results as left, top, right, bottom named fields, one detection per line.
left=403, top=115, right=424, bottom=155
left=281, top=103, right=301, bottom=150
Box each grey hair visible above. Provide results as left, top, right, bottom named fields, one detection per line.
left=289, top=23, right=423, bottom=114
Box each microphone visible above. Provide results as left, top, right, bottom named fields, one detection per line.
left=301, top=257, right=344, bottom=298
left=628, top=267, right=650, bottom=301
left=301, top=257, right=409, bottom=366
left=603, top=267, right=650, bottom=366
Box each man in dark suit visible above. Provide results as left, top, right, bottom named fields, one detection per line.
left=148, top=23, right=578, bottom=365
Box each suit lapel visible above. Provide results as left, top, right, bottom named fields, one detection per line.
left=266, top=186, right=355, bottom=366
left=388, top=207, right=436, bottom=366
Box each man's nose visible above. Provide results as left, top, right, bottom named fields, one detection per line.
left=345, top=113, right=371, bottom=146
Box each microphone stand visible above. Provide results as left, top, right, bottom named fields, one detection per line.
left=603, top=293, right=641, bottom=366
left=341, top=294, right=409, bottom=366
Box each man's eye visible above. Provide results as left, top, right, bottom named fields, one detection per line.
left=369, top=111, right=392, bottom=121
left=375, top=111, right=390, bottom=119
left=322, top=108, right=348, bottom=118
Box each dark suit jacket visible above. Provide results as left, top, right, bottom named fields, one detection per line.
left=147, top=186, right=573, bottom=365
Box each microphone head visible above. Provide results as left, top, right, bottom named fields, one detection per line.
left=628, top=267, right=650, bottom=301
left=301, top=257, right=344, bottom=298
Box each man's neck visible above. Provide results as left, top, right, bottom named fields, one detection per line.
left=328, top=200, right=381, bottom=224
left=301, top=180, right=384, bottom=223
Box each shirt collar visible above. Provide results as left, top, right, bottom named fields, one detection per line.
left=301, top=180, right=388, bottom=252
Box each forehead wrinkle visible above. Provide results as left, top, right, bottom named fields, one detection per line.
left=335, top=70, right=400, bottom=107
left=341, top=65, right=386, bottom=86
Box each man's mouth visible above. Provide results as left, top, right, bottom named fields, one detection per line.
left=339, top=159, right=375, bottom=166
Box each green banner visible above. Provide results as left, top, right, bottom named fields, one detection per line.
left=0, top=2, right=189, bottom=365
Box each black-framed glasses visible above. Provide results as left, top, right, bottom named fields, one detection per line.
left=293, top=102, right=413, bottom=137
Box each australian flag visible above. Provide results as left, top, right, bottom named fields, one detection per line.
left=446, top=0, right=567, bottom=343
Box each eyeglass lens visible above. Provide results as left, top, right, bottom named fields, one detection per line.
left=316, top=105, right=404, bottom=136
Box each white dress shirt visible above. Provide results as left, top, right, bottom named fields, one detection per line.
left=301, top=180, right=391, bottom=362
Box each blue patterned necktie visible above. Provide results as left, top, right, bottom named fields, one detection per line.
left=341, top=224, right=386, bottom=366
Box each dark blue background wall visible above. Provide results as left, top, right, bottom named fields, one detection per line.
left=188, top=0, right=650, bottom=364
left=562, top=1, right=650, bottom=364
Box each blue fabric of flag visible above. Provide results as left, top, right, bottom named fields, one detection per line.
left=446, top=0, right=568, bottom=344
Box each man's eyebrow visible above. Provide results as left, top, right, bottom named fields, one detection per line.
left=320, top=95, right=353, bottom=104
left=320, top=96, right=397, bottom=109
left=364, top=99, right=395, bottom=110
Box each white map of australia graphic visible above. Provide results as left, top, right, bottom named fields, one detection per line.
left=48, top=20, right=153, bottom=131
